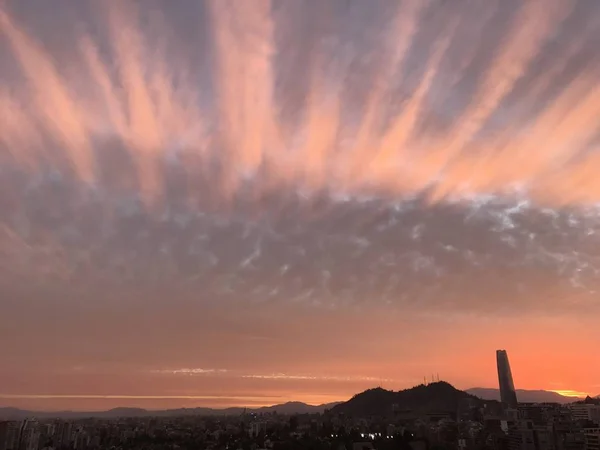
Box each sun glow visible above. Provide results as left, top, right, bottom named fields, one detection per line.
left=549, top=389, right=589, bottom=398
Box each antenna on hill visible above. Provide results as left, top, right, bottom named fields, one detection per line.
left=437, top=373, right=440, bottom=382
left=424, top=376, right=427, bottom=386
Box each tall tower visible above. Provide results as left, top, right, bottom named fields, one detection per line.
left=496, top=349, right=518, bottom=408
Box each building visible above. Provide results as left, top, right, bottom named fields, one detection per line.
left=248, top=421, right=267, bottom=437
left=584, top=428, right=600, bottom=450
left=0, top=421, right=22, bottom=450
left=507, top=420, right=536, bottom=450
left=506, top=419, right=556, bottom=450
left=21, top=420, right=40, bottom=450
left=553, top=420, right=586, bottom=450
left=570, top=405, right=600, bottom=425
left=497, top=350, right=519, bottom=409
left=74, top=430, right=90, bottom=449
left=57, top=421, right=73, bottom=448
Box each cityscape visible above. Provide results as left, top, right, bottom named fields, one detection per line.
left=1, top=350, right=599, bottom=450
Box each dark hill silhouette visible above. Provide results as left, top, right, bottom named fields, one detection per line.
left=332, top=381, right=486, bottom=416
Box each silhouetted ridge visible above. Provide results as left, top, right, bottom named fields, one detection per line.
left=332, top=381, right=484, bottom=416
left=576, top=396, right=600, bottom=405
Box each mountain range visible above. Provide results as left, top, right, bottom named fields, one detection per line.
left=466, top=388, right=584, bottom=404
left=2, top=385, right=595, bottom=420
left=0, top=401, right=340, bottom=420
left=3, top=382, right=478, bottom=420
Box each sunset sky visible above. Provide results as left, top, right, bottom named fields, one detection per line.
left=1, top=0, right=599, bottom=411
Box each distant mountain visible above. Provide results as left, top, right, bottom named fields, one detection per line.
left=0, top=401, right=340, bottom=420
left=331, top=381, right=485, bottom=417
left=256, top=401, right=340, bottom=414
left=467, top=388, right=582, bottom=404
left=0, top=407, right=158, bottom=420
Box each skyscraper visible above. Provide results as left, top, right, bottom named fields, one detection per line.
left=496, top=349, right=518, bottom=408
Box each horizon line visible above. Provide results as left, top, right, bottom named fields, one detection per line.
left=1, top=385, right=595, bottom=414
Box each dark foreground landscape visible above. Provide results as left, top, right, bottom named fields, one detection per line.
left=1, top=382, right=599, bottom=450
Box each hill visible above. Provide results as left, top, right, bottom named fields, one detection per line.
left=331, top=381, right=485, bottom=416
left=467, top=388, right=582, bottom=404
left=0, top=401, right=340, bottom=420
left=257, top=401, right=339, bottom=414
left=574, top=396, right=600, bottom=405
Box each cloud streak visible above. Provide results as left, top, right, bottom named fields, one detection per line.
left=0, top=394, right=282, bottom=401
left=150, top=368, right=398, bottom=383
left=0, top=0, right=598, bottom=204
left=240, top=374, right=397, bottom=383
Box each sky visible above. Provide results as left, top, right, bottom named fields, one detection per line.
left=0, top=0, right=599, bottom=411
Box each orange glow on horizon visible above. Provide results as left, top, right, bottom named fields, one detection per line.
left=549, top=390, right=590, bottom=398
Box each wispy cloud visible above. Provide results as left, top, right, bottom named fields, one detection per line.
left=149, top=369, right=395, bottom=383
left=0, top=0, right=597, bottom=206
left=0, top=394, right=280, bottom=401
left=240, top=374, right=396, bottom=383
left=0, top=0, right=597, bottom=316
left=150, top=368, right=229, bottom=375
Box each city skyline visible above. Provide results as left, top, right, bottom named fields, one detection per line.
left=1, top=0, right=600, bottom=412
